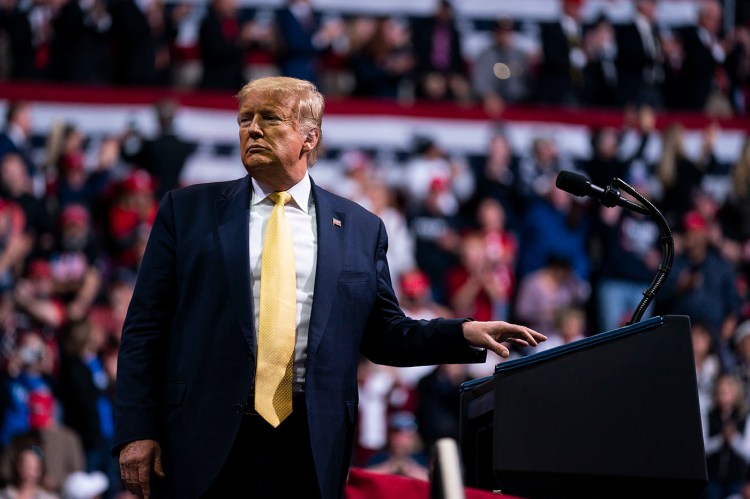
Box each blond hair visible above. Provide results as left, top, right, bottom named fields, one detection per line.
left=657, top=123, right=686, bottom=188
left=236, top=77, right=324, bottom=165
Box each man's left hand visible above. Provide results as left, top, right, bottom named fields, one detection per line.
left=463, top=321, right=547, bottom=358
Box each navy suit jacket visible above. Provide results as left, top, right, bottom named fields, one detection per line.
left=114, top=175, right=485, bottom=498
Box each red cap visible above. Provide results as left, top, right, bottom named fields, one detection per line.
left=61, top=204, right=90, bottom=226
left=27, top=259, right=52, bottom=279
left=400, top=270, right=430, bottom=298
left=123, top=170, right=155, bottom=193
left=429, top=176, right=449, bottom=193
left=683, top=211, right=707, bottom=232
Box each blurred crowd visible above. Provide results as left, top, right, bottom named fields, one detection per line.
left=0, top=0, right=748, bottom=497
left=0, top=92, right=749, bottom=496
left=0, top=0, right=749, bottom=115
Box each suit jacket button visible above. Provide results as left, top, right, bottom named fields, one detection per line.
left=235, top=404, right=244, bottom=413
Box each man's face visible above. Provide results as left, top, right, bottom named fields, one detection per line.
left=238, top=88, right=311, bottom=190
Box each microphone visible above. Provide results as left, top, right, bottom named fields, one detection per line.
left=555, top=171, right=650, bottom=215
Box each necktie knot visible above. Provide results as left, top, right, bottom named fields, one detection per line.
left=269, top=191, right=292, bottom=206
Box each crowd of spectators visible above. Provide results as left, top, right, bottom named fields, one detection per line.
left=0, top=0, right=749, bottom=497
left=0, top=0, right=749, bottom=115
left=0, top=97, right=749, bottom=495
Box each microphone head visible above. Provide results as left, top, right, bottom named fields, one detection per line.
left=556, top=171, right=591, bottom=197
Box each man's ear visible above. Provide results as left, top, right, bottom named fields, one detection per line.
left=301, top=128, right=320, bottom=154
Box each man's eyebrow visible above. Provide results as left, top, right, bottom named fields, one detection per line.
left=240, top=106, right=286, bottom=116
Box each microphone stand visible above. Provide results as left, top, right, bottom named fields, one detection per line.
left=609, top=177, right=674, bottom=325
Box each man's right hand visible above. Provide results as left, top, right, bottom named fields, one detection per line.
left=119, top=439, right=164, bottom=498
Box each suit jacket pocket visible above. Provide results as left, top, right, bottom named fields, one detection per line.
left=339, top=271, right=369, bottom=283
left=164, top=381, right=186, bottom=407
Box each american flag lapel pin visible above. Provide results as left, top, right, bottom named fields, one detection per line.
left=332, top=218, right=342, bottom=227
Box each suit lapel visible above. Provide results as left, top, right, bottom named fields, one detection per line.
left=307, top=182, right=345, bottom=361
left=215, top=175, right=255, bottom=354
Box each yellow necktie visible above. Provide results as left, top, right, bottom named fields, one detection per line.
left=255, top=191, right=296, bottom=427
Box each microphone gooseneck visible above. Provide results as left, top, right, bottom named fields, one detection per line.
left=555, top=171, right=674, bottom=325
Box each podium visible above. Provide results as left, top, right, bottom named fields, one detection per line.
left=460, top=316, right=707, bottom=498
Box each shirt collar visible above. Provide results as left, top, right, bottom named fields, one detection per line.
left=251, top=174, right=312, bottom=214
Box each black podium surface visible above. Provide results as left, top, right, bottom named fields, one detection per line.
left=460, top=315, right=707, bottom=498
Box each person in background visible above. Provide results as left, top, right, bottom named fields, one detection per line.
left=0, top=102, right=37, bottom=185
left=657, top=123, right=720, bottom=226
left=398, top=270, right=451, bottom=321
left=536, top=306, right=586, bottom=352
left=108, top=0, right=158, bottom=86
left=515, top=254, right=590, bottom=336
left=409, top=176, right=462, bottom=305
left=366, top=411, right=428, bottom=481
left=349, top=16, right=414, bottom=98
left=404, top=135, right=474, bottom=208
left=517, top=137, right=573, bottom=202
left=470, top=131, right=520, bottom=224
left=50, top=205, right=100, bottom=324
left=694, top=322, right=720, bottom=428
left=583, top=15, right=618, bottom=107
left=0, top=446, right=57, bottom=499
left=0, top=332, right=55, bottom=447
left=13, top=260, right=66, bottom=332
left=48, top=0, right=111, bottom=84
left=583, top=127, right=629, bottom=189
left=733, top=321, right=750, bottom=409
left=411, top=0, right=470, bottom=103
left=0, top=199, right=30, bottom=292
left=472, top=18, right=530, bottom=115
left=614, top=0, right=664, bottom=108
left=447, top=233, right=506, bottom=323
left=355, top=358, right=398, bottom=467
left=722, top=138, right=750, bottom=243
left=60, top=321, right=117, bottom=497
left=107, top=171, right=157, bottom=271
left=415, top=364, right=470, bottom=455
left=52, top=129, right=116, bottom=212
left=0, top=0, right=36, bottom=80
left=275, top=0, right=346, bottom=86
left=476, top=198, right=516, bottom=320
left=536, top=0, right=585, bottom=105
left=197, top=0, right=249, bottom=90
left=121, top=100, right=195, bottom=200
left=516, top=182, right=590, bottom=280
left=677, top=0, right=727, bottom=111
left=0, top=153, right=53, bottom=256
left=365, top=182, right=414, bottom=286
left=595, top=203, right=661, bottom=332
left=658, top=211, right=739, bottom=370
left=0, top=396, right=86, bottom=494
left=704, top=374, right=750, bottom=499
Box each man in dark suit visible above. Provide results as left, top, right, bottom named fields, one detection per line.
left=0, top=102, right=37, bottom=181
left=537, top=0, right=586, bottom=105
left=197, top=0, right=246, bottom=90
left=678, top=0, right=726, bottom=110
left=615, top=0, right=664, bottom=107
left=114, top=76, right=545, bottom=499
left=122, top=99, right=195, bottom=199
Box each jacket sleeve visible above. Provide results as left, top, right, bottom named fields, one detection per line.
left=113, top=192, right=178, bottom=453
left=359, top=220, right=486, bottom=367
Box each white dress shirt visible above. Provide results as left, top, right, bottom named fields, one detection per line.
left=249, top=174, right=317, bottom=392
